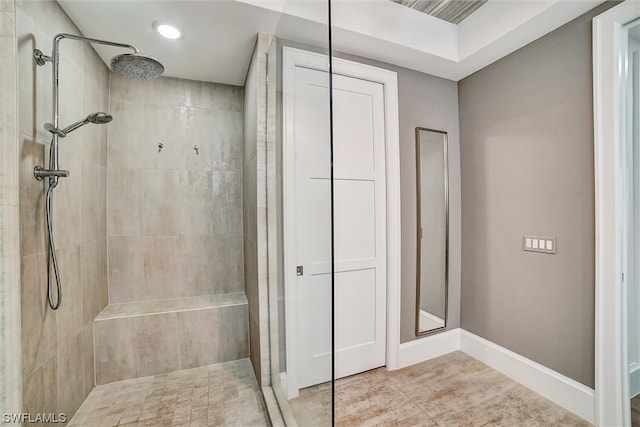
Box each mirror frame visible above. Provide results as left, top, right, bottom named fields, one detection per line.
left=415, top=127, right=449, bottom=336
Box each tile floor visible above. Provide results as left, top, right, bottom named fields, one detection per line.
left=632, top=394, right=640, bottom=427
left=289, top=351, right=593, bottom=427
left=68, top=359, right=268, bottom=427
left=69, top=351, right=593, bottom=427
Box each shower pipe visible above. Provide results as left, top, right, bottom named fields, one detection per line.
left=32, top=33, right=164, bottom=310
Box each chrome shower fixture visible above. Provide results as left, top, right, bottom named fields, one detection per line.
left=32, top=33, right=164, bottom=311
left=33, top=33, right=164, bottom=80
left=43, top=112, right=113, bottom=138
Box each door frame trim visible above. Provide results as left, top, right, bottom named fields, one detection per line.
left=282, top=46, right=401, bottom=398
left=593, top=2, right=640, bottom=426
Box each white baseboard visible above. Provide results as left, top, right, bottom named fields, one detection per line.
left=459, top=330, right=595, bottom=424
left=630, top=362, right=640, bottom=398
left=284, top=328, right=594, bottom=423
left=395, top=328, right=461, bottom=369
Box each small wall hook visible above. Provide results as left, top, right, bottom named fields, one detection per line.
left=193, top=145, right=199, bottom=155
left=158, top=142, right=164, bottom=153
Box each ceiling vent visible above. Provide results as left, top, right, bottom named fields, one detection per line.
left=390, top=0, right=487, bottom=24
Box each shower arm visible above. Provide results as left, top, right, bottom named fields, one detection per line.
left=33, top=33, right=139, bottom=186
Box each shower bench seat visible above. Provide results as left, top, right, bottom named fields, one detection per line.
left=93, top=292, right=249, bottom=385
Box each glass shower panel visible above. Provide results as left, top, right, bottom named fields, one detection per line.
left=14, top=0, right=331, bottom=425
left=266, top=1, right=334, bottom=425
left=329, top=0, right=461, bottom=423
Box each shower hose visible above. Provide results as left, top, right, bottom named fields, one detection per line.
left=45, top=142, right=62, bottom=310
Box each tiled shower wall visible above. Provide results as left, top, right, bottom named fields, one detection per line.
left=0, top=0, right=21, bottom=415
left=107, top=74, right=244, bottom=303
left=243, top=34, right=274, bottom=388
left=16, top=0, right=109, bottom=419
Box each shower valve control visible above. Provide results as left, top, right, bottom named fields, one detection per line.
left=33, top=166, right=69, bottom=181
left=296, top=266, right=304, bottom=276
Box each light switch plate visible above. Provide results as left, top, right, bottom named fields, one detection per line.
left=523, top=235, right=557, bottom=254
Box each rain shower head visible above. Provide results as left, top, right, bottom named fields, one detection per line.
left=110, top=53, right=164, bottom=80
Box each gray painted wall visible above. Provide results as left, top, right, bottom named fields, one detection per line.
left=458, top=2, right=617, bottom=388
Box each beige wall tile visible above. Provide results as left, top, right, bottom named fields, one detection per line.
left=108, top=76, right=246, bottom=304
left=107, top=236, right=146, bottom=303
left=16, top=11, right=51, bottom=143
left=57, top=330, right=85, bottom=418
left=55, top=245, right=83, bottom=341
left=142, top=236, right=184, bottom=300
left=208, top=234, right=244, bottom=294
left=81, top=239, right=108, bottom=326
left=211, top=84, right=243, bottom=113
left=2, top=1, right=20, bottom=417
left=108, top=73, right=147, bottom=107
left=0, top=206, right=22, bottom=414
left=106, top=100, right=151, bottom=170
left=242, top=37, right=266, bottom=385
left=213, top=110, right=243, bottom=168
left=143, top=76, right=192, bottom=107
left=249, top=315, right=261, bottom=386
left=243, top=155, right=257, bottom=241
left=183, top=106, right=216, bottom=171
left=23, top=355, right=58, bottom=420
left=57, top=58, right=84, bottom=140
left=142, top=169, right=191, bottom=236
left=16, top=0, right=110, bottom=417
left=147, top=104, right=187, bottom=170
left=185, top=234, right=244, bottom=295
left=177, top=309, right=218, bottom=370
left=82, top=324, right=95, bottom=394
left=0, top=0, right=14, bottom=15
left=0, top=35, right=17, bottom=206
left=19, top=135, right=46, bottom=256
left=137, top=312, right=179, bottom=377
left=243, top=236, right=258, bottom=318
left=107, top=168, right=143, bottom=237
left=21, top=252, right=57, bottom=378
left=94, top=316, right=139, bottom=384
left=80, top=159, right=106, bottom=243
left=52, top=148, right=83, bottom=248
left=217, top=305, right=248, bottom=362
left=243, top=56, right=258, bottom=166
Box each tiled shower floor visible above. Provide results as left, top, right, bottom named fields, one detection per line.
left=68, top=359, right=268, bottom=427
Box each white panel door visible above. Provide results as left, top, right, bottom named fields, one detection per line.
left=292, top=65, right=387, bottom=389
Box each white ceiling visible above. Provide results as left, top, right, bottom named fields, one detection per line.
left=58, top=0, right=605, bottom=86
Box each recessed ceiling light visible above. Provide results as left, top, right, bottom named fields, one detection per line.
left=153, top=22, right=182, bottom=40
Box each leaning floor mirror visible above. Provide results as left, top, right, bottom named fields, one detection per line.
left=415, top=127, right=449, bottom=335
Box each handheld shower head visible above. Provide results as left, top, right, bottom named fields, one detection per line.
left=87, top=112, right=113, bottom=124
left=110, top=53, right=164, bottom=80
left=48, top=112, right=113, bottom=137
